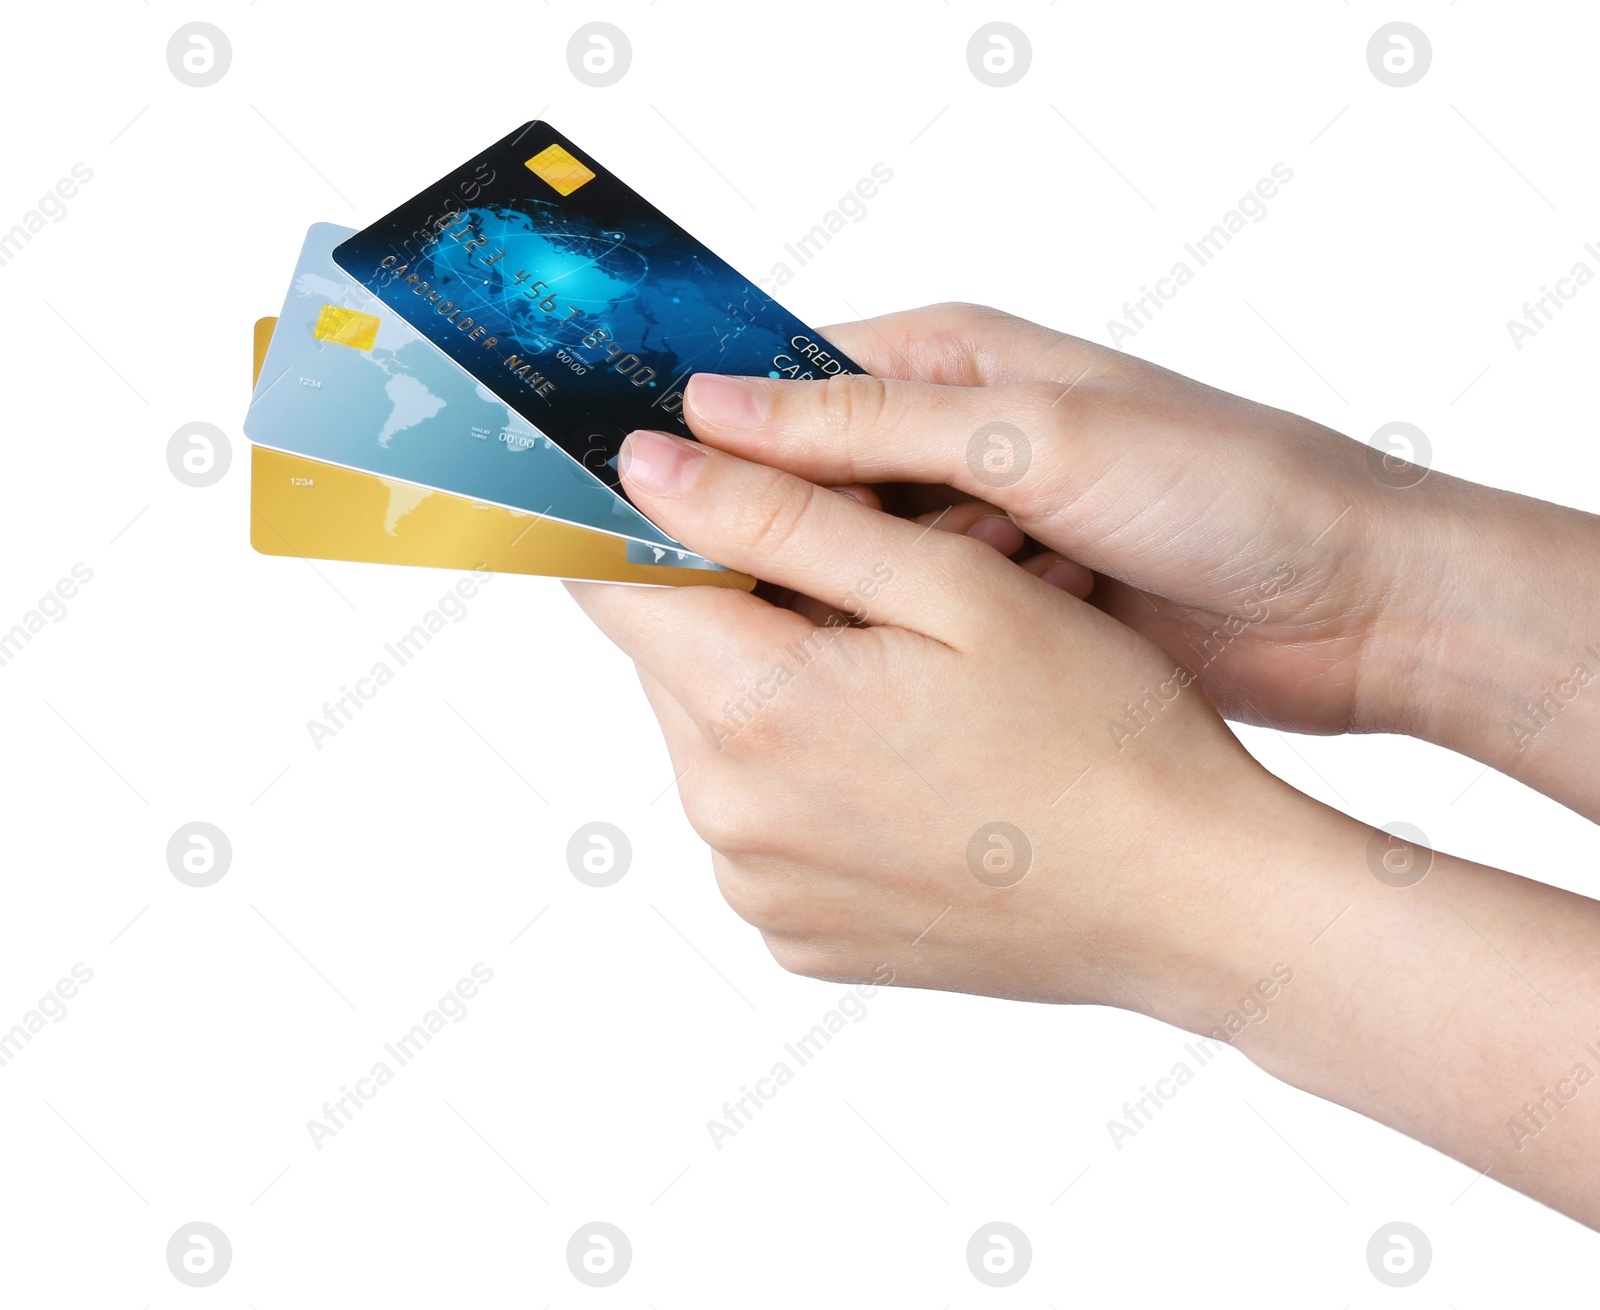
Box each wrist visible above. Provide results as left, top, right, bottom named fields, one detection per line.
left=1207, top=808, right=1600, bottom=1227
left=1087, top=768, right=1360, bottom=1039
left=1358, top=472, right=1600, bottom=817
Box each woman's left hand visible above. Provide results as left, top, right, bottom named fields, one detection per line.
left=566, top=427, right=1310, bottom=1021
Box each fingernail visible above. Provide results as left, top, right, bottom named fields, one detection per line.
left=966, top=514, right=1024, bottom=554
left=619, top=430, right=708, bottom=497
left=686, top=374, right=771, bottom=428
left=829, top=486, right=868, bottom=505
left=1041, top=561, right=1082, bottom=592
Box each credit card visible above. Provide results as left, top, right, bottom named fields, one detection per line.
left=245, top=223, right=716, bottom=566
left=331, top=121, right=864, bottom=499
left=249, top=318, right=753, bottom=590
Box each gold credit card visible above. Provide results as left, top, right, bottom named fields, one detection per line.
left=249, top=318, right=752, bottom=589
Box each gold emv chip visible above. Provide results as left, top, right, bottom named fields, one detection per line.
left=525, top=143, right=595, bottom=196
left=313, top=304, right=381, bottom=352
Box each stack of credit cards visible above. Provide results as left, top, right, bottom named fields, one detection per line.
left=243, top=121, right=865, bottom=588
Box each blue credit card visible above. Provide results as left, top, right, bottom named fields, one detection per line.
left=331, top=122, right=865, bottom=500
left=244, top=223, right=715, bottom=564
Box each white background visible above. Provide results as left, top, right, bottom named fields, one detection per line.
left=2, top=0, right=1598, bottom=1304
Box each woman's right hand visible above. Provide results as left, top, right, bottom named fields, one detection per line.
left=681, top=304, right=1600, bottom=818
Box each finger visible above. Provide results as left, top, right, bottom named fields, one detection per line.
left=815, top=302, right=1108, bottom=387
left=913, top=501, right=1026, bottom=556
left=1090, top=575, right=1192, bottom=648
left=763, top=487, right=882, bottom=615
left=905, top=498, right=1090, bottom=593
left=770, top=513, right=885, bottom=620
left=1020, top=550, right=1096, bottom=600
left=681, top=370, right=1096, bottom=521
left=906, top=498, right=1089, bottom=594
left=615, top=428, right=1032, bottom=641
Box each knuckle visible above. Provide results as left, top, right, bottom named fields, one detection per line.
left=927, top=300, right=1012, bottom=332
left=731, top=471, right=820, bottom=558
left=764, top=935, right=855, bottom=983
left=763, top=934, right=824, bottom=979
left=1002, top=379, right=1084, bottom=467
left=1054, top=332, right=1128, bottom=384
left=962, top=380, right=1093, bottom=517
left=913, top=531, right=1031, bottom=633
left=931, top=520, right=1009, bottom=579
left=681, top=781, right=766, bottom=856
left=708, top=697, right=786, bottom=756
left=816, top=372, right=958, bottom=480
left=816, top=372, right=891, bottom=434
left=1014, top=377, right=1075, bottom=417
left=714, top=862, right=784, bottom=931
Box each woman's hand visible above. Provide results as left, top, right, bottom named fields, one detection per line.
left=678, top=302, right=1600, bottom=818
left=567, top=427, right=1310, bottom=1025
left=675, top=304, right=1416, bottom=738
left=568, top=423, right=1600, bottom=1231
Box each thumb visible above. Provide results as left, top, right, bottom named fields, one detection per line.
left=680, top=372, right=1092, bottom=522
left=617, top=428, right=1032, bottom=642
